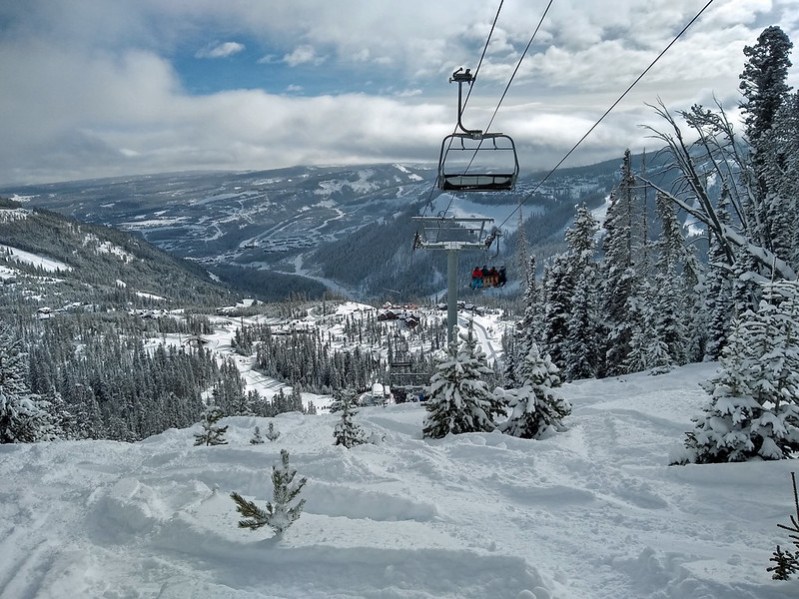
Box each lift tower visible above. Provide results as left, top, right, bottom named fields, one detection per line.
left=412, top=216, right=499, bottom=346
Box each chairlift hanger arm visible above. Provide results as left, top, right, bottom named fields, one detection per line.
left=449, top=68, right=482, bottom=138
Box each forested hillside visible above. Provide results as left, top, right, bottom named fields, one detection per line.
left=0, top=197, right=233, bottom=312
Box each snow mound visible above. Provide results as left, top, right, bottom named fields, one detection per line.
left=2, top=363, right=799, bottom=597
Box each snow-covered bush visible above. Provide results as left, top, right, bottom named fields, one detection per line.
left=231, top=449, right=307, bottom=536
left=498, top=343, right=571, bottom=439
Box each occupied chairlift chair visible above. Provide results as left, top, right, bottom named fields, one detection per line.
left=437, top=68, right=520, bottom=193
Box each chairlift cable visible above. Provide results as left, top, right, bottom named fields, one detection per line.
left=482, top=0, right=554, bottom=138
left=460, top=0, right=554, bottom=183
left=494, top=0, right=715, bottom=233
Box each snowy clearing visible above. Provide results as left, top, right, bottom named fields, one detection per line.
left=0, top=244, right=72, bottom=272
left=1, top=362, right=797, bottom=598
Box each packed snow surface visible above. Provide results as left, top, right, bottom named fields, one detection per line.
left=2, top=363, right=798, bottom=598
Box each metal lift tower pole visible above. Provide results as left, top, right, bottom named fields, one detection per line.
left=447, top=248, right=458, bottom=346
left=412, top=216, right=498, bottom=348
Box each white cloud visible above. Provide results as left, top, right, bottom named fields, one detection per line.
left=0, top=0, right=796, bottom=184
left=195, top=41, right=245, bottom=59
left=283, top=45, right=325, bottom=67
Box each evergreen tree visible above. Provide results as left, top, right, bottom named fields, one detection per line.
left=264, top=421, right=281, bottom=442
left=250, top=426, right=265, bottom=445
left=462, top=321, right=506, bottom=420
left=507, top=254, right=542, bottom=387
left=498, top=343, right=571, bottom=439
left=652, top=192, right=691, bottom=366
left=42, top=386, right=74, bottom=440
left=703, top=188, right=734, bottom=361
left=541, top=254, right=573, bottom=370
left=193, top=405, right=228, bottom=446
left=230, top=449, right=307, bottom=536
left=763, top=90, right=799, bottom=267
left=422, top=328, right=503, bottom=439
left=676, top=281, right=799, bottom=464
left=333, top=391, right=367, bottom=448
left=600, top=150, right=642, bottom=376
left=739, top=25, right=794, bottom=251
left=624, top=280, right=673, bottom=374
left=740, top=26, right=793, bottom=147
left=0, top=326, right=53, bottom=443
left=768, top=472, right=799, bottom=580
left=328, top=386, right=353, bottom=414
left=561, top=204, right=600, bottom=380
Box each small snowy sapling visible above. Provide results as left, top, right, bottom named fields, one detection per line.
left=231, top=449, right=307, bottom=536
left=193, top=405, right=228, bottom=446
left=333, top=391, right=367, bottom=448
left=768, top=472, right=799, bottom=580
left=264, top=421, right=281, bottom=442
left=250, top=426, right=265, bottom=445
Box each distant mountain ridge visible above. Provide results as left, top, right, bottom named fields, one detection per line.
left=0, top=198, right=234, bottom=313
left=1, top=156, right=670, bottom=301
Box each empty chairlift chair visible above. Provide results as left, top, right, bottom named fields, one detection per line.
left=437, top=68, right=519, bottom=193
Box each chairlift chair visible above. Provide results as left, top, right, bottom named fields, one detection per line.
left=437, top=68, right=520, bottom=192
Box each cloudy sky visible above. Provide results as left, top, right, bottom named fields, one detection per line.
left=1, top=0, right=798, bottom=185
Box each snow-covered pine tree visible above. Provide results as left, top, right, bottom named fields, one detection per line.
left=0, top=326, right=54, bottom=443
left=541, top=253, right=573, bottom=370
left=676, top=280, right=799, bottom=464
left=501, top=332, right=518, bottom=390
left=333, top=390, right=367, bottom=448
left=422, top=326, right=503, bottom=439
left=739, top=25, right=793, bottom=245
left=328, top=387, right=350, bottom=414
left=600, top=150, right=642, bottom=376
left=290, top=385, right=304, bottom=412
left=652, top=192, right=690, bottom=366
left=561, top=204, right=601, bottom=380
left=703, top=187, right=734, bottom=361
left=264, top=421, right=281, bottom=442
left=624, top=280, right=673, bottom=375
left=230, top=449, right=307, bottom=536
left=680, top=252, right=707, bottom=364
left=250, top=426, right=265, bottom=445
left=462, top=321, right=506, bottom=419
left=507, top=254, right=542, bottom=388
left=498, top=342, right=571, bottom=439
left=765, top=91, right=799, bottom=269
left=42, top=385, right=74, bottom=440
left=563, top=271, right=600, bottom=380
left=193, top=405, right=228, bottom=446
left=774, top=93, right=799, bottom=271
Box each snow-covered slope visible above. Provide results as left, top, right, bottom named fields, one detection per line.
left=1, top=363, right=796, bottom=598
